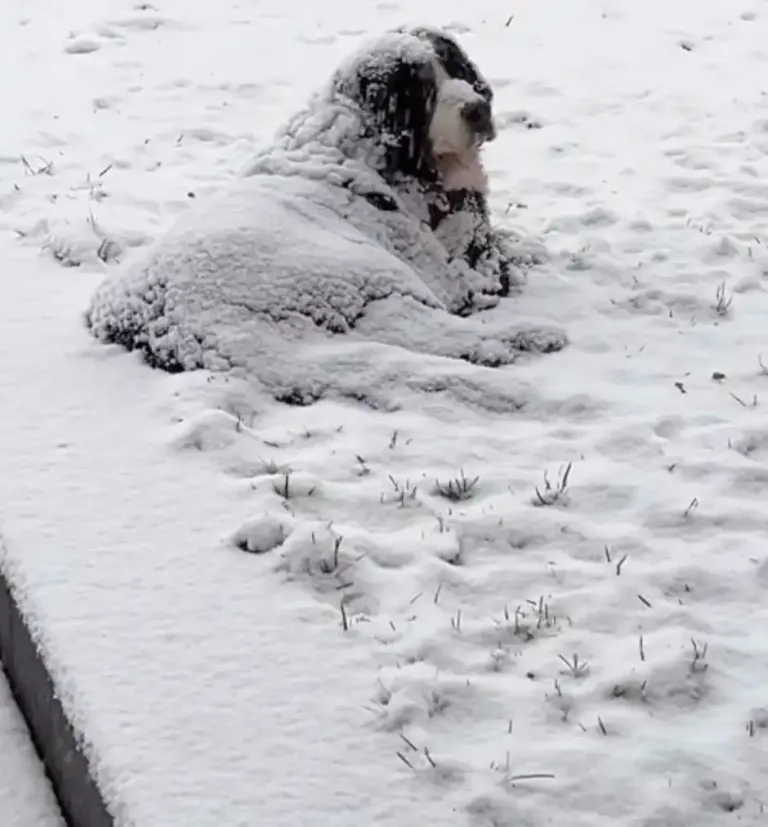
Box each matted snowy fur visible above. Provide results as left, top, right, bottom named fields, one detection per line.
left=86, top=29, right=567, bottom=409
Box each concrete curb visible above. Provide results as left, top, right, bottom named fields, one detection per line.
left=0, top=566, right=112, bottom=827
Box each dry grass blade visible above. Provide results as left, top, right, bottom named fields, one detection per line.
left=434, top=468, right=479, bottom=501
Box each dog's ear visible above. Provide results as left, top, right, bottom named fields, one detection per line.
left=399, top=26, right=493, bottom=103
left=333, top=36, right=439, bottom=179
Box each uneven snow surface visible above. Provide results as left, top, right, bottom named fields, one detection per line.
left=2, top=0, right=768, bottom=825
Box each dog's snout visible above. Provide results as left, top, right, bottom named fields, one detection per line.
left=462, top=99, right=489, bottom=126
left=462, top=99, right=494, bottom=139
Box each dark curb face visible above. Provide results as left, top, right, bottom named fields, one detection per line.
left=0, top=554, right=113, bottom=827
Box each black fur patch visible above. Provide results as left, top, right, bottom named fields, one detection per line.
left=430, top=188, right=489, bottom=230
left=429, top=188, right=491, bottom=271
left=360, top=190, right=400, bottom=212
left=428, top=187, right=515, bottom=301
left=398, top=26, right=493, bottom=102
left=334, top=49, right=438, bottom=180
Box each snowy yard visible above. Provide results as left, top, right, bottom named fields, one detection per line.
left=2, top=0, right=768, bottom=824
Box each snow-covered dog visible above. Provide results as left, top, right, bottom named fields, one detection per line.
left=86, top=27, right=567, bottom=408
left=390, top=24, right=529, bottom=299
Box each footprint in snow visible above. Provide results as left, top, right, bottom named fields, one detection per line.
left=64, top=35, right=102, bottom=54
left=496, top=110, right=544, bottom=131
left=231, top=515, right=292, bottom=555
left=106, top=13, right=177, bottom=32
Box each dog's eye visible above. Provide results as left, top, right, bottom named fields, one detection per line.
left=463, top=101, right=484, bottom=123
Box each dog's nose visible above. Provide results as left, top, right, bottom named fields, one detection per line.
left=462, top=99, right=495, bottom=140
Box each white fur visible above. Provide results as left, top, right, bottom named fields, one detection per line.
left=428, top=77, right=489, bottom=193
left=435, top=148, right=488, bottom=193
left=429, top=78, right=478, bottom=156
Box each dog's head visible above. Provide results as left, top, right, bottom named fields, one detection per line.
left=400, top=25, right=494, bottom=105
left=428, top=77, right=494, bottom=159
left=330, top=29, right=495, bottom=181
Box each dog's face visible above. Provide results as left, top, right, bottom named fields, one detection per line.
left=331, top=28, right=495, bottom=180
left=405, top=26, right=496, bottom=160
left=429, top=76, right=495, bottom=158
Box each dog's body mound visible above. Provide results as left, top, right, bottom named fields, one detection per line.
left=87, top=29, right=566, bottom=410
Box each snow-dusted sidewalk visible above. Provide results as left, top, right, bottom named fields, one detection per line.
left=4, top=0, right=768, bottom=825
left=0, top=669, right=62, bottom=826
left=0, top=253, right=474, bottom=825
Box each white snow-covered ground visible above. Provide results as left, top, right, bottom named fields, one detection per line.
left=0, top=669, right=63, bottom=826
left=3, top=0, right=768, bottom=825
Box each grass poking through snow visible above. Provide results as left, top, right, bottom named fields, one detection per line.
left=433, top=469, right=479, bottom=501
